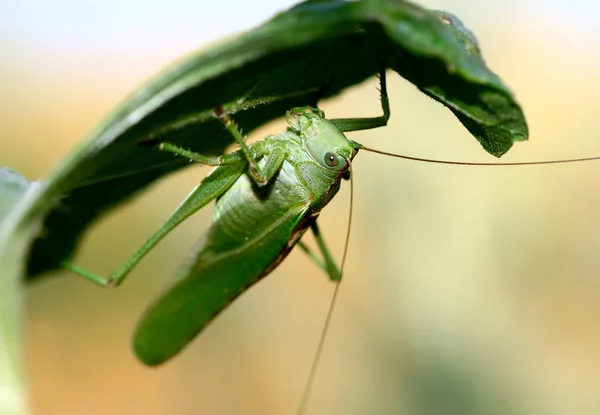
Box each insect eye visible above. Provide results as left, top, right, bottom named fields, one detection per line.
left=324, top=152, right=338, bottom=167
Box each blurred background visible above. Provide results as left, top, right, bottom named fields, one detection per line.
left=3, top=0, right=600, bottom=414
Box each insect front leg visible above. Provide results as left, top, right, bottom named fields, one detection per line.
left=160, top=135, right=286, bottom=186
left=297, top=221, right=341, bottom=282
left=213, top=105, right=271, bottom=185
left=328, top=66, right=391, bottom=133
left=158, top=142, right=247, bottom=166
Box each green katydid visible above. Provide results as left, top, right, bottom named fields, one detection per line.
left=60, top=64, right=600, bottom=413
left=64, top=64, right=600, bottom=366
left=65, top=68, right=393, bottom=366
left=63, top=64, right=600, bottom=367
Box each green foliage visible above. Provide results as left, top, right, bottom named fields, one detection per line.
left=0, top=0, right=527, bottom=281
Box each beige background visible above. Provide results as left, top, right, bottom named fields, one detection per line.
left=2, top=0, right=600, bottom=414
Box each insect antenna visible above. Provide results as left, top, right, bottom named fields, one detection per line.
left=296, top=164, right=355, bottom=415
left=359, top=145, right=600, bottom=166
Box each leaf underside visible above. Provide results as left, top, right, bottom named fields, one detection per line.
left=16, top=0, right=527, bottom=279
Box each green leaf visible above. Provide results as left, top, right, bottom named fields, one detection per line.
left=427, top=10, right=528, bottom=155
left=15, top=0, right=527, bottom=279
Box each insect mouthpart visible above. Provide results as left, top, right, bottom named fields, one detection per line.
left=342, top=166, right=351, bottom=180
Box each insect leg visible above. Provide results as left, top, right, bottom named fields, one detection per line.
left=296, top=241, right=327, bottom=272
left=328, top=66, right=390, bottom=132
left=63, top=162, right=246, bottom=287
left=259, top=142, right=287, bottom=182
left=214, top=105, right=269, bottom=185
left=297, top=221, right=341, bottom=282
left=159, top=142, right=247, bottom=166
left=160, top=138, right=285, bottom=183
